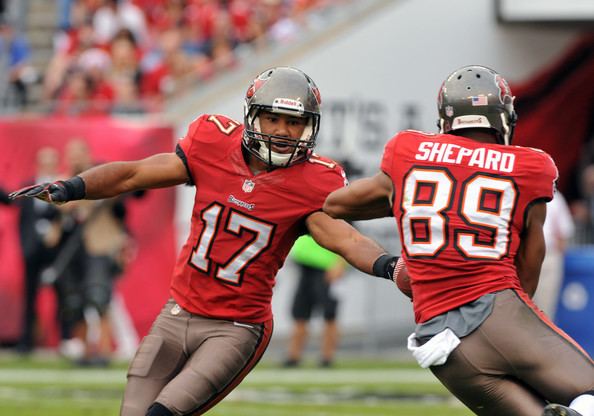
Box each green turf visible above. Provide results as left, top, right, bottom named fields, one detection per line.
left=0, top=354, right=474, bottom=416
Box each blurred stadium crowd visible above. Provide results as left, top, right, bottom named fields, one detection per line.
left=1, top=0, right=348, bottom=115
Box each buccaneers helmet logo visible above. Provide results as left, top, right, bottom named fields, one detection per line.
left=495, top=74, right=512, bottom=104
left=437, top=81, right=446, bottom=109
left=246, top=70, right=274, bottom=99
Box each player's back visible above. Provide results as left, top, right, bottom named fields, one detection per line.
left=381, top=130, right=557, bottom=323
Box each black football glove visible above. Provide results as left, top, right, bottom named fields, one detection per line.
left=9, top=176, right=86, bottom=204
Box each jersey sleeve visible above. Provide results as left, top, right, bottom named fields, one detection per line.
left=176, top=114, right=240, bottom=185
left=177, top=114, right=208, bottom=183
left=302, top=156, right=348, bottom=212
left=541, top=154, right=558, bottom=201
left=526, top=150, right=558, bottom=203
left=380, top=132, right=403, bottom=179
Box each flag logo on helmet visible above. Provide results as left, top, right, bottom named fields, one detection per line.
left=471, top=96, right=489, bottom=106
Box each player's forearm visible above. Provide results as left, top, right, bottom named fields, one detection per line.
left=515, top=240, right=544, bottom=297
left=516, top=203, right=546, bottom=297
left=324, top=176, right=392, bottom=220
left=307, top=212, right=395, bottom=277
left=515, top=255, right=543, bottom=297
left=79, top=153, right=189, bottom=199
left=335, top=201, right=392, bottom=220
left=79, top=161, right=145, bottom=199
left=330, top=233, right=386, bottom=275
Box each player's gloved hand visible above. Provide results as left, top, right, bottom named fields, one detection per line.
left=9, top=176, right=86, bottom=204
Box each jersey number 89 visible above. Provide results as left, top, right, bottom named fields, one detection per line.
left=400, top=167, right=517, bottom=260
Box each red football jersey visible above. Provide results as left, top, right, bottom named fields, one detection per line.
left=172, top=114, right=347, bottom=323
left=381, top=130, right=558, bottom=323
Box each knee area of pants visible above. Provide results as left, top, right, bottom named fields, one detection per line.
left=146, top=402, right=173, bottom=416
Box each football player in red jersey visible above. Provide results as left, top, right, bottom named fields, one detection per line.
left=324, top=65, right=594, bottom=416
left=10, top=67, right=398, bottom=416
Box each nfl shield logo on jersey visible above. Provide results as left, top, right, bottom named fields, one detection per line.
left=242, top=179, right=255, bottom=193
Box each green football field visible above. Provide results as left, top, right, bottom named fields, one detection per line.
left=0, top=353, right=475, bottom=416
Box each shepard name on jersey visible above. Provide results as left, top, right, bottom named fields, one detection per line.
left=415, top=141, right=515, bottom=173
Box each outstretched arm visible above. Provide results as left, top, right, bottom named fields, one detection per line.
left=515, top=202, right=547, bottom=297
left=10, top=153, right=189, bottom=203
left=81, top=153, right=189, bottom=199
left=305, top=211, right=397, bottom=279
left=323, top=171, right=394, bottom=221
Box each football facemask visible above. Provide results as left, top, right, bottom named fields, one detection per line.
left=243, top=67, right=321, bottom=167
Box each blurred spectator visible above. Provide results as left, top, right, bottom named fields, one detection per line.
left=265, top=0, right=303, bottom=44
left=229, top=0, right=264, bottom=44
left=284, top=235, right=346, bottom=368
left=53, top=66, right=112, bottom=115
left=533, top=190, right=575, bottom=320
left=78, top=46, right=116, bottom=108
left=57, top=139, right=138, bottom=365
left=146, top=0, right=186, bottom=32
left=15, top=147, right=62, bottom=353
left=44, top=20, right=97, bottom=102
left=108, top=29, right=141, bottom=82
left=140, top=26, right=209, bottom=100
left=93, top=0, right=148, bottom=47
left=58, top=0, right=76, bottom=30
left=107, top=28, right=145, bottom=113
left=110, top=76, right=144, bottom=113
left=206, top=7, right=237, bottom=71
left=0, top=16, right=39, bottom=109
left=571, top=164, right=594, bottom=244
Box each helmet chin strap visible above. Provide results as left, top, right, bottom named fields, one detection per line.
left=500, top=113, right=511, bottom=145
left=252, top=115, right=313, bottom=167
left=253, top=116, right=293, bottom=166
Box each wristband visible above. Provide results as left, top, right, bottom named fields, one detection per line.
left=372, top=254, right=399, bottom=281
left=61, top=176, right=86, bottom=201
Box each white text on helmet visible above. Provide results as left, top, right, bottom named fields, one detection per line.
left=415, top=142, right=515, bottom=173
left=272, top=98, right=305, bottom=115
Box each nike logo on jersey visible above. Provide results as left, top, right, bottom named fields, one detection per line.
left=415, top=141, right=515, bottom=173
left=228, top=195, right=255, bottom=211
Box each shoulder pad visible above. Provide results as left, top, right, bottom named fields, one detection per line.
left=307, top=154, right=337, bottom=169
